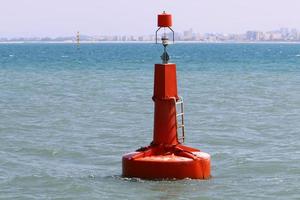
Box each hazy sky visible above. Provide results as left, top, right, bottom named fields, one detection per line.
left=1, top=0, right=300, bottom=37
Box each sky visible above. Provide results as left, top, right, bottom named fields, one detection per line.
left=1, top=0, right=300, bottom=38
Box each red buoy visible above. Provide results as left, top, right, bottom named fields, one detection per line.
left=122, top=12, right=211, bottom=180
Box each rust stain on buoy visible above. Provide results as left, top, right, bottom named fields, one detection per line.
left=122, top=12, right=211, bottom=180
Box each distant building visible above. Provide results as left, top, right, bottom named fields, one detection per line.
left=138, top=36, right=143, bottom=41
left=194, top=33, right=204, bottom=41
left=246, top=31, right=263, bottom=41
left=183, top=28, right=193, bottom=40
left=263, top=32, right=273, bottom=41
left=280, top=28, right=289, bottom=38
left=271, top=32, right=283, bottom=41
left=289, top=29, right=299, bottom=40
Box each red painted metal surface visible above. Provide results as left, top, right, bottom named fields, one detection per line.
left=153, top=64, right=178, bottom=145
left=122, top=145, right=211, bottom=179
left=158, top=12, right=172, bottom=27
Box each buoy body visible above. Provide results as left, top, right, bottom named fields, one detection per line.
left=122, top=144, right=211, bottom=179
left=153, top=64, right=178, bottom=145
left=122, top=64, right=211, bottom=179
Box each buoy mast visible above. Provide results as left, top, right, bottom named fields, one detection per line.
left=76, top=31, right=80, bottom=45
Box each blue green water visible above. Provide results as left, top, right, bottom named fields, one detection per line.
left=0, top=43, right=299, bottom=199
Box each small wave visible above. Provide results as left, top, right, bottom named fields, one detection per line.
left=61, top=55, right=69, bottom=58
left=120, top=176, right=145, bottom=182
left=295, top=54, right=300, bottom=57
left=9, top=54, right=14, bottom=57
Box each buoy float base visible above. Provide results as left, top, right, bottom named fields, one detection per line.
left=122, top=144, right=211, bottom=180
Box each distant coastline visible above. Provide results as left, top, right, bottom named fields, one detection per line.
left=2, top=27, right=300, bottom=44
left=2, top=40, right=300, bottom=44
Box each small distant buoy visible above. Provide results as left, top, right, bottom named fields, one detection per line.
left=76, top=31, right=80, bottom=45
left=122, top=12, right=211, bottom=180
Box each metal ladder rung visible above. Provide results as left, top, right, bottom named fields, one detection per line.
left=176, top=113, right=184, bottom=117
left=177, top=124, right=184, bottom=128
left=176, top=101, right=183, bottom=105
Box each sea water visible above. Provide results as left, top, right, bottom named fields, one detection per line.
left=0, top=43, right=299, bottom=199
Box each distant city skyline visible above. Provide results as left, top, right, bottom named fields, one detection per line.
left=1, top=0, right=300, bottom=38
left=1, top=26, right=300, bottom=39
left=1, top=27, right=300, bottom=43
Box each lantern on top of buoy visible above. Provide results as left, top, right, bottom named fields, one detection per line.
left=122, top=11, right=211, bottom=179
